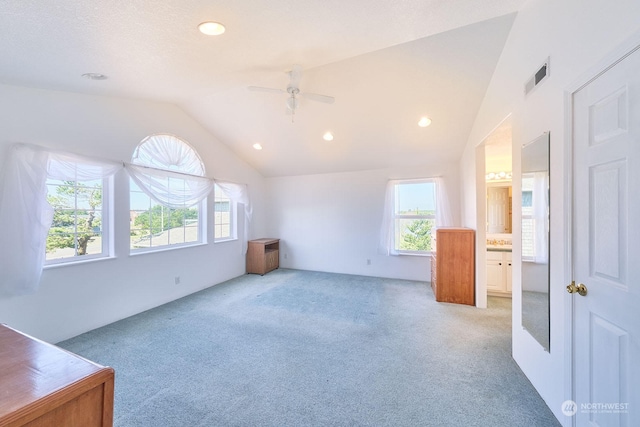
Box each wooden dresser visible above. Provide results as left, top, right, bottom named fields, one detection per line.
left=0, top=324, right=114, bottom=427
left=431, top=228, right=475, bottom=305
left=246, top=238, right=280, bottom=275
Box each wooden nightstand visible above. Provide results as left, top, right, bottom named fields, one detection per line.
left=246, top=238, right=280, bottom=275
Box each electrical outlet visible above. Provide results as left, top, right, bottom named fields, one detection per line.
left=174, top=276, right=181, bottom=285
left=284, top=253, right=288, bottom=259
left=366, top=259, right=371, bottom=265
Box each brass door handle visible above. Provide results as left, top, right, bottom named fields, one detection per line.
left=567, top=281, right=588, bottom=296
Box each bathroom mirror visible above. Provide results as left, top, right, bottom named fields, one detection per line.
left=521, top=132, right=550, bottom=351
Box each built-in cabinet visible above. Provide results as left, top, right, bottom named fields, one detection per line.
left=431, top=228, right=475, bottom=305
left=486, top=250, right=512, bottom=295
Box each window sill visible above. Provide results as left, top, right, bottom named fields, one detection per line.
left=44, top=255, right=117, bottom=269
left=130, top=242, right=207, bottom=257
left=214, top=237, right=237, bottom=244
left=396, top=251, right=433, bottom=257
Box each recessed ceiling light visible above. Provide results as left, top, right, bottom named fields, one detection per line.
left=252, top=143, right=263, bottom=150
left=323, top=132, right=334, bottom=141
left=198, top=21, right=226, bottom=36
left=82, top=73, right=108, bottom=80
left=418, top=117, right=432, bottom=127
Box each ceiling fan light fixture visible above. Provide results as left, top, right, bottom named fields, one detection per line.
left=286, top=96, right=299, bottom=111
left=198, top=21, right=226, bottom=36
left=252, top=143, right=263, bottom=150
left=323, top=132, right=334, bottom=141
left=418, top=117, right=432, bottom=127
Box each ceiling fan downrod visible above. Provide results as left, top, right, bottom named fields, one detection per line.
left=286, top=87, right=299, bottom=123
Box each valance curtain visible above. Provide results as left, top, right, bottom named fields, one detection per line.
left=378, top=177, right=454, bottom=256
left=0, top=143, right=252, bottom=297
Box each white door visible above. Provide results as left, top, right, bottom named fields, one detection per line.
left=487, top=187, right=510, bottom=233
left=572, top=46, right=640, bottom=426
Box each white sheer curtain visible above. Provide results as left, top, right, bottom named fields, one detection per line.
left=126, top=164, right=214, bottom=209
left=532, top=171, right=549, bottom=263
left=378, top=179, right=400, bottom=255
left=0, top=144, right=121, bottom=296
left=215, top=181, right=252, bottom=253
left=434, top=177, right=453, bottom=227
left=0, top=142, right=253, bottom=296
left=132, top=134, right=205, bottom=176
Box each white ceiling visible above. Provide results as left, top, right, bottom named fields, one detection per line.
left=0, top=0, right=524, bottom=177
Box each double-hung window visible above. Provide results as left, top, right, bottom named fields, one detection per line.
left=214, top=184, right=234, bottom=241
left=392, top=180, right=437, bottom=254
left=45, top=176, right=111, bottom=264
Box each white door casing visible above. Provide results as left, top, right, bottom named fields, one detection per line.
left=571, top=45, right=640, bottom=426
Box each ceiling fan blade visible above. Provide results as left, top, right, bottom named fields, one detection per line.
left=301, top=92, right=335, bottom=104
left=288, top=64, right=303, bottom=89
left=247, top=86, right=285, bottom=94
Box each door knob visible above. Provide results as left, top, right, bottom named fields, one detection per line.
left=567, top=281, right=588, bottom=296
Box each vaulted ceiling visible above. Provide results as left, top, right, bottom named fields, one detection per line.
left=0, top=0, right=524, bottom=177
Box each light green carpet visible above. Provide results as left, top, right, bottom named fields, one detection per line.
left=59, top=269, right=560, bottom=426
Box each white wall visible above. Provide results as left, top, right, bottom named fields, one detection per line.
left=0, top=83, right=266, bottom=343
left=460, top=0, right=640, bottom=424
left=265, top=163, right=460, bottom=281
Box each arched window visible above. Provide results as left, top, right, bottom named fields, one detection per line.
left=129, top=134, right=209, bottom=252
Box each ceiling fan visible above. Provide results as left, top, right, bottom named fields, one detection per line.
left=248, top=64, right=334, bottom=121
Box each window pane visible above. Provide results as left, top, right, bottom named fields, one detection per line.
left=45, top=176, right=108, bottom=263
left=78, top=232, right=102, bottom=256
left=46, top=233, right=76, bottom=259
left=185, top=225, right=199, bottom=243
left=395, top=218, right=435, bottom=252
left=214, top=185, right=232, bottom=240
left=395, top=182, right=435, bottom=215
left=522, top=218, right=535, bottom=258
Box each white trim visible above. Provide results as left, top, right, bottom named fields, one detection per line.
left=44, top=175, right=112, bottom=266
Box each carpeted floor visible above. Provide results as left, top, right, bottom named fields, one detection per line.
left=59, top=269, right=560, bottom=426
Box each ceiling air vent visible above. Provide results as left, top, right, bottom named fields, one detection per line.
left=524, top=58, right=550, bottom=96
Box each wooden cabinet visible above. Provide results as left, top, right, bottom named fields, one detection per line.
left=0, top=324, right=114, bottom=427
left=486, top=250, right=512, bottom=295
left=246, top=238, right=280, bottom=275
left=431, top=228, right=475, bottom=305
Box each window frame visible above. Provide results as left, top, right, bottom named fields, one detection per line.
left=129, top=178, right=207, bottom=254
left=392, top=179, right=437, bottom=256
left=44, top=175, right=113, bottom=266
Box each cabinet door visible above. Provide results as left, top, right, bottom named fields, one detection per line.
left=265, top=250, right=279, bottom=272
left=505, top=253, right=512, bottom=292
left=487, top=259, right=504, bottom=291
